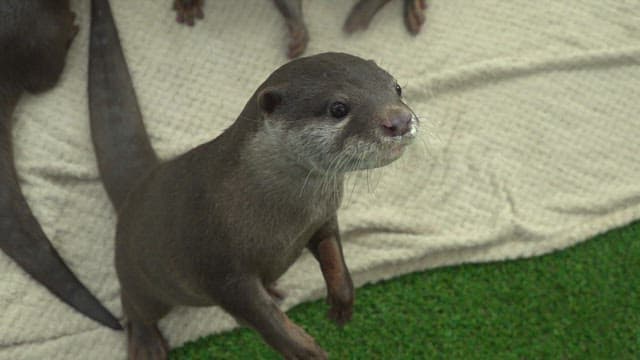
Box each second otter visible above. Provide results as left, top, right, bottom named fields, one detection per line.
left=0, top=0, right=121, bottom=330
left=90, top=0, right=419, bottom=358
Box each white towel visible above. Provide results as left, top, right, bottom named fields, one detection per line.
left=1, top=0, right=639, bottom=358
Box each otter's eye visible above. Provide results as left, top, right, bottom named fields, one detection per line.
left=395, top=83, right=402, bottom=97
left=329, top=102, right=349, bottom=118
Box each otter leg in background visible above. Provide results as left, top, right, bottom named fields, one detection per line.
left=173, top=0, right=204, bottom=26
left=0, top=0, right=121, bottom=330
left=344, top=0, right=426, bottom=34
left=272, top=0, right=308, bottom=58
left=403, top=0, right=427, bottom=34
left=90, top=0, right=159, bottom=209
left=307, top=217, right=354, bottom=326
left=172, top=0, right=308, bottom=58
left=343, top=0, right=392, bottom=33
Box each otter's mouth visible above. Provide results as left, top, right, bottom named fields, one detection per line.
left=338, top=136, right=415, bottom=171
left=376, top=119, right=418, bottom=163
left=323, top=116, right=419, bottom=172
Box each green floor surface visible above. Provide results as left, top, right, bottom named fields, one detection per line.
left=171, top=221, right=640, bottom=359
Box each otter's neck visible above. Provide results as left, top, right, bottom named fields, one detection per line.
left=214, top=110, right=344, bottom=209
left=242, top=132, right=345, bottom=206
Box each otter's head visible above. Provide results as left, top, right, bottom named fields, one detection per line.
left=254, top=52, right=419, bottom=173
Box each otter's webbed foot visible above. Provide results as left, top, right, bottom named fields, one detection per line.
left=273, top=0, right=309, bottom=58
left=127, top=322, right=169, bottom=360
left=173, top=0, right=204, bottom=26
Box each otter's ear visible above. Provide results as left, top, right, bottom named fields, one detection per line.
left=257, top=88, right=283, bottom=114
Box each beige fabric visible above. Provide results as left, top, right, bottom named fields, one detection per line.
left=2, top=0, right=640, bottom=358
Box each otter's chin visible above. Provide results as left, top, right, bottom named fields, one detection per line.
left=376, top=142, right=408, bottom=166
left=388, top=142, right=408, bottom=159
left=348, top=142, right=410, bottom=171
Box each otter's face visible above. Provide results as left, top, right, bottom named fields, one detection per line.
left=256, top=53, right=419, bottom=173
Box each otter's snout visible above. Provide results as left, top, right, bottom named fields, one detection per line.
left=381, top=109, right=413, bottom=137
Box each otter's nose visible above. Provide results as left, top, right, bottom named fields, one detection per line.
left=381, top=111, right=412, bottom=137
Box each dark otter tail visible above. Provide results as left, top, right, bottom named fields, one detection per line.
left=89, top=0, right=159, bottom=210
left=0, top=117, right=122, bottom=330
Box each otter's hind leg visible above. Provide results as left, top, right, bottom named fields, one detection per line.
left=216, top=277, right=327, bottom=359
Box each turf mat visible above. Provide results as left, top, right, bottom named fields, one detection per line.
left=171, top=222, right=640, bottom=359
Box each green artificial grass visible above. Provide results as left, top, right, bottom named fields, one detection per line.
left=171, top=222, right=640, bottom=359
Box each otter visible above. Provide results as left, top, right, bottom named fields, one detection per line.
left=173, top=0, right=308, bottom=58
left=90, top=0, right=418, bottom=358
left=0, top=0, right=121, bottom=330
left=172, top=0, right=427, bottom=58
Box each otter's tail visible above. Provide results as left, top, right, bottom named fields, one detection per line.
left=89, top=0, right=159, bottom=210
left=0, top=119, right=122, bottom=330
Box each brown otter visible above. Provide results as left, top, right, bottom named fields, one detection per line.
left=90, top=0, right=418, bottom=358
left=0, top=0, right=121, bottom=330
left=172, top=0, right=427, bottom=58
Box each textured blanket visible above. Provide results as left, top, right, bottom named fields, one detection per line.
left=2, top=0, right=639, bottom=358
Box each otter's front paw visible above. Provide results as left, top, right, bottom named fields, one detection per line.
left=173, top=0, right=204, bottom=26
left=327, top=283, right=354, bottom=326
left=343, top=0, right=427, bottom=35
